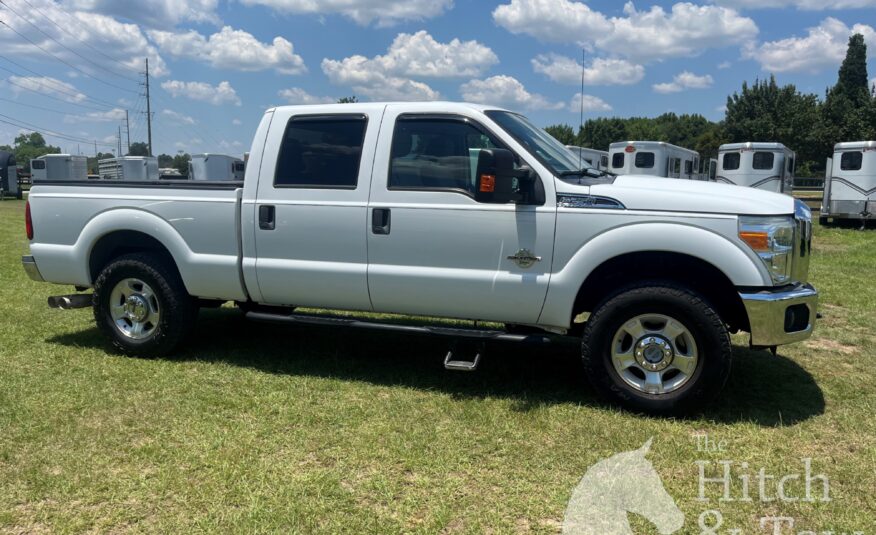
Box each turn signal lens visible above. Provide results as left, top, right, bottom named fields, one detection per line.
left=739, top=231, right=769, bottom=251
left=479, top=174, right=495, bottom=192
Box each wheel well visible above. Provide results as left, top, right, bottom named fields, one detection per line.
left=572, top=251, right=749, bottom=333
left=89, top=230, right=179, bottom=284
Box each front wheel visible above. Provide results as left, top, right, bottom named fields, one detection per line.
left=93, top=252, right=197, bottom=357
left=581, top=282, right=732, bottom=415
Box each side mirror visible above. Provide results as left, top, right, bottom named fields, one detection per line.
left=475, top=149, right=524, bottom=204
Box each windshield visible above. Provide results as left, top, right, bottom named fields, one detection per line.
left=485, top=111, right=585, bottom=175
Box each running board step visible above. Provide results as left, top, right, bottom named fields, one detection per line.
left=245, top=311, right=553, bottom=344
left=444, top=348, right=482, bottom=371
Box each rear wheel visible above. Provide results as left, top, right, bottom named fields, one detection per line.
left=93, top=252, right=197, bottom=357
left=581, top=282, right=732, bottom=415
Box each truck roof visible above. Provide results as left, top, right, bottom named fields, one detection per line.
left=719, top=142, right=790, bottom=151
left=834, top=141, right=876, bottom=150
left=265, top=101, right=510, bottom=115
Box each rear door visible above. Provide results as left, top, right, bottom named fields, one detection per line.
left=365, top=107, right=556, bottom=324
left=253, top=105, right=385, bottom=310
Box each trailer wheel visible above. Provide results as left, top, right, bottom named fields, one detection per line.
left=93, top=252, right=197, bottom=357
left=581, top=281, right=732, bottom=415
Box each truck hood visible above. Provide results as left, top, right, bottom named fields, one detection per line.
left=577, top=175, right=795, bottom=215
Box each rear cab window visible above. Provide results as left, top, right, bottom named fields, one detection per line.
left=274, top=114, right=368, bottom=188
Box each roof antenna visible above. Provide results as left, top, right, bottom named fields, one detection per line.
left=578, top=47, right=585, bottom=170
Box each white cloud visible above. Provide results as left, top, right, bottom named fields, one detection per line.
left=232, top=118, right=242, bottom=126
left=653, top=71, right=714, bottom=93
left=745, top=17, right=875, bottom=73
left=238, top=0, right=453, bottom=26
left=532, top=54, right=644, bottom=85
left=0, top=0, right=167, bottom=76
left=568, top=93, right=613, bottom=113
left=6, top=76, right=86, bottom=103
left=320, top=31, right=496, bottom=102
left=161, top=80, right=241, bottom=106
left=67, top=0, right=219, bottom=27
left=713, top=0, right=876, bottom=10
left=717, top=61, right=732, bottom=69
left=63, top=107, right=127, bottom=123
left=460, top=75, right=563, bottom=111
left=148, top=26, right=306, bottom=74
left=278, top=88, right=335, bottom=105
left=161, top=109, right=196, bottom=125
left=493, top=0, right=758, bottom=62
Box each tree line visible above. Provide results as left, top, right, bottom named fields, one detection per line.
left=546, top=34, right=876, bottom=177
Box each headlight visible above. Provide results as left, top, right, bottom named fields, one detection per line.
left=738, top=215, right=795, bottom=285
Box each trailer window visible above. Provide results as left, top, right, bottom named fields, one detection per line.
left=752, top=152, right=774, bottom=170
left=601, top=155, right=608, bottom=167
left=274, top=114, right=367, bottom=188
left=634, top=152, right=655, bottom=169
left=684, top=160, right=693, bottom=175
left=612, top=152, right=625, bottom=168
left=31, top=160, right=46, bottom=170
left=840, top=151, right=862, bottom=171
left=722, top=152, right=739, bottom=170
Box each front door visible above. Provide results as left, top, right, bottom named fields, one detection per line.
left=365, top=109, right=556, bottom=324
left=253, top=105, right=385, bottom=310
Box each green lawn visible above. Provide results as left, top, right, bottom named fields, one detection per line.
left=1, top=198, right=874, bottom=533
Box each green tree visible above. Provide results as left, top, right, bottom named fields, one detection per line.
left=157, top=153, right=174, bottom=168
left=127, top=141, right=149, bottom=156
left=10, top=132, right=61, bottom=173
left=544, top=124, right=575, bottom=145
left=337, top=96, right=359, bottom=103
left=172, top=153, right=191, bottom=177
left=819, top=33, right=875, bottom=155
left=577, top=118, right=628, bottom=151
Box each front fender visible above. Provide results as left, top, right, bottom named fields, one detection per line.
left=538, top=221, right=770, bottom=329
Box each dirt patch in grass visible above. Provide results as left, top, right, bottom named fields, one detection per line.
left=804, top=338, right=859, bottom=355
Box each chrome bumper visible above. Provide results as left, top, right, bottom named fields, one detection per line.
left=740, top=283, right=818, bottom=347
left=22, top=255, right=44, bottom=282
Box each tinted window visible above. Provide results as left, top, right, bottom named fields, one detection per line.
left=233, top=162, right=245, bottom=172
left=389, top=117, right=502, bottom=194
left=274, top=115, right=367, bottom=188
left=752, top=152, right=774, bottom=170
left=31, top=160, right=46, bottom=170
left=840, top=151, right=862, bottom=171
left=635, top=152, right=655, bottom=169
left=601, top=155, right=608, bottom=167
left=684, top=160, right=693, bottom=174
left=612, top=152, right=625, bottom=168
left=722, top=152, right=740, bottom=170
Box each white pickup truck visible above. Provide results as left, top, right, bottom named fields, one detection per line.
left=22, top=102, right=817, bottom=414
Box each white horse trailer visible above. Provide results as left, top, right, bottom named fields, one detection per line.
left=608, top=141, right=700, bottom=179
left=188, top=154, right=246, bottom=181
left=565, top=146, right=609, bottom=170
left=0, top=150, right=21, bottom=199
left=99, top=157, right=159, bottom=181
left=30, top=154, right=87, bottom=182
left=821, top=141, right=876, bottom=226
left=716, top=142, right=795, bottom=193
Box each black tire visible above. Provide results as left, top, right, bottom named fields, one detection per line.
left=93, top=252, right=197, bottom=357
left=819, top=216, right=829, bottom=226
left=581, top=281, right=732, bottom=415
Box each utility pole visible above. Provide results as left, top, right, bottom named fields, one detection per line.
left=125, top=110, right=131, bottom=154
left=143, top=57, right=153, bottom=157
left=118, top=125, right=122, bottom=156
left=94, top=141, right=97, bottom=157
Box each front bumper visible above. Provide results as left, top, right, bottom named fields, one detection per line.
left=22, top=255, right=44, bottom=282
left=740, top=283, right=818, bottom=347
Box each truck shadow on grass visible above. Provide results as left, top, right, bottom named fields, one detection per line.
left=49, top=308, right=824, bottom=427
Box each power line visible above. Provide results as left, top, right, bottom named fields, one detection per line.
left=0, top=19, right=138, bottom=94
left=0, top=0, right=140, bottom=83
left=10, top=0, right=144, bottom=76
left=0, top=55, right=119, bottom=108
left=2, top=72, right=118, bottom=112
left=0, top=115, right=116, bottom=147
left=0, top=95, right=79, bottom=115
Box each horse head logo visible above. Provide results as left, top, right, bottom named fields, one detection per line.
left=562, top=438, right=684, bottom=535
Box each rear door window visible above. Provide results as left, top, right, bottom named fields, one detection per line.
left=840, top=151, right=863, bottom=171
left=634, top=152, right=655, bottom=169
left=752, top=152, right=774, bottom=170
left=722, top=152, right=740, bottom=170
left=274, top=114, right=368, bottom=188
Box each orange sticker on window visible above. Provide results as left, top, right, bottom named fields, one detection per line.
left=480, top=174, right=496, bottom=192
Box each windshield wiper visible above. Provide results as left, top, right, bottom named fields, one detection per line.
left=558, top=168, right=616, bottom=178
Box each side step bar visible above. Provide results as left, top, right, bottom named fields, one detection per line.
left=245, top=311, right=554, bottom=345
left=48, top=293, right=92, bottom=309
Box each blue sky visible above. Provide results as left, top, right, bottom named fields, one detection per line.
left=1, top=0, right=874, bottom=157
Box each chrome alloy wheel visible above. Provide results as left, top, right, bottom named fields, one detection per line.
left=610, top=314, right=699, bottom=395
left=109, top=278, right=160, bottom=340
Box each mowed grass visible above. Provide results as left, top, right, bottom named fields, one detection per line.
left=1, top=198, right=875, bottom=533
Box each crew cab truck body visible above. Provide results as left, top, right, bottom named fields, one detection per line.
left=23, top=102, right=818, bottom=414
left=821, top=141, right=876, bottom=226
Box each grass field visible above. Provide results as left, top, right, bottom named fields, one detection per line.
left=1, top=198, right=874, bottom=533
